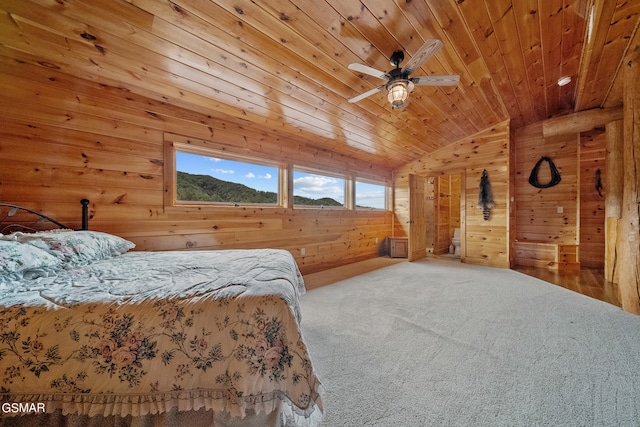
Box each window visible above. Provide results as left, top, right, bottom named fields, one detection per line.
left=355, top=180, right=387, bottom=210
left=293, top=168, right=345, bottom=208
left=175, top=150, right=281, bottom=205
left=166, top=135, right=389, bottom=210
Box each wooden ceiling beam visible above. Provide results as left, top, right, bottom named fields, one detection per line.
left=542, top=106, right=623, bottom=137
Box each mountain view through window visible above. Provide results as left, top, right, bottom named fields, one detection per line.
left=176, top=151, right=342, bottom=206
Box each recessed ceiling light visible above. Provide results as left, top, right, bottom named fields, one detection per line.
left=557, top=76, right=572, bottom=87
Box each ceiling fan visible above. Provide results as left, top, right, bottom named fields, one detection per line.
left=348, top=39, right=460, bottom=109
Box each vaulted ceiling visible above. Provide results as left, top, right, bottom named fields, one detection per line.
left=1, top=0, right=639, bottom=170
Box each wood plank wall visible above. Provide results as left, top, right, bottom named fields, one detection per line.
left=0, top=61, right=393, bottom=275
left=395, top=121, right=511, bottom=268
left=579, top=130, right=606, bottom=268
left=513, top=122, right=606, bottom=269
left=513, top=123, right=579, bottom=245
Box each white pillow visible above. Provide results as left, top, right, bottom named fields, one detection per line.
left=2, top=230, right=135, bottom=266
left=0, top=240, right=61, bottom=278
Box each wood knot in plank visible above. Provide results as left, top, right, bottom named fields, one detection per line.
left=38, top=61, right=60, bottom=69
left=113, top=194, right=127, bottom=205
left=145, top=111, right=163, bottom=120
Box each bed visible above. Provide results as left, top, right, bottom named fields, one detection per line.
left=0, top=202, right=323, bottom=427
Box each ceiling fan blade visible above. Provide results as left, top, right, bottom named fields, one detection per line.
left=411, top=75, right=460, bottom=86
left=402, top=39, right=443, bottom=75
left=348, top=63, right=390, bottom=80
left=348, top=85, right=385, bottom=103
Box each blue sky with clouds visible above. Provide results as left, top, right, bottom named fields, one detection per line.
left=176, top=151, right=385, bottom=208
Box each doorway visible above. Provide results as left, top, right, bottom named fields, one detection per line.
left=426, top=174, right=462, bottom=258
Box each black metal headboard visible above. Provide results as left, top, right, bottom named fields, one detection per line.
left=80, top=198, right=89, bottom=230
left=0, top=199, right=90, bottom=234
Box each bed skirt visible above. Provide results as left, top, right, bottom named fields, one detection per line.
left=0, top=399, right=323, bottom=427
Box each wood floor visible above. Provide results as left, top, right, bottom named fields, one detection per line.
left=303, top=256, right=621, bottom=308
left=512, top=265, right=620, bottom=307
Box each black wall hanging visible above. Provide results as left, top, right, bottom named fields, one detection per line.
left=528, top=156, right=561, bottom=189
left=595, top=168, right=603, bottom=197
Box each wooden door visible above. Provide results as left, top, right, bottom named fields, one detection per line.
left=408, top=174, right=427, bottom=261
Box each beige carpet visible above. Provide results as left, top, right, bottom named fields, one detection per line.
left=300, top=257, right=640, bottom=426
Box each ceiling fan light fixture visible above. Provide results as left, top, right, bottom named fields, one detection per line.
left=347, top=39, right=459, bottom=108
left=387, top=80, right=409, bottom=109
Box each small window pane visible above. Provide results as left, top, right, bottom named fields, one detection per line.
left=176, top=151, right=279, bottom=204
left=356, top=181, right=387, bottom=209
left=293, top=170, right=344, bottom=207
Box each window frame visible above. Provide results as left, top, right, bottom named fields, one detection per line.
left=354, top=178, right=390, bottom=211
left=291, top=166, right=348, bottom=210
left=166, top=140, right=286, bottom=208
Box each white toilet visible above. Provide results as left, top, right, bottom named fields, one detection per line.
left=452, top=228, right=461, bottom=256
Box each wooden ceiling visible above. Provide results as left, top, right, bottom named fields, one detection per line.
left=1, top=0, right=639, bottom=170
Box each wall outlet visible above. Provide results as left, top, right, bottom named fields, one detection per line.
left=375, top=237, right=379, bottom=244
left=557, top=206, right=563, bottom=213
left=300, top=248, right=305, bottom=256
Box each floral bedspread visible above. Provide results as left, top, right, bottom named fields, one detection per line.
left=0, top=249, right=322, bottom=423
